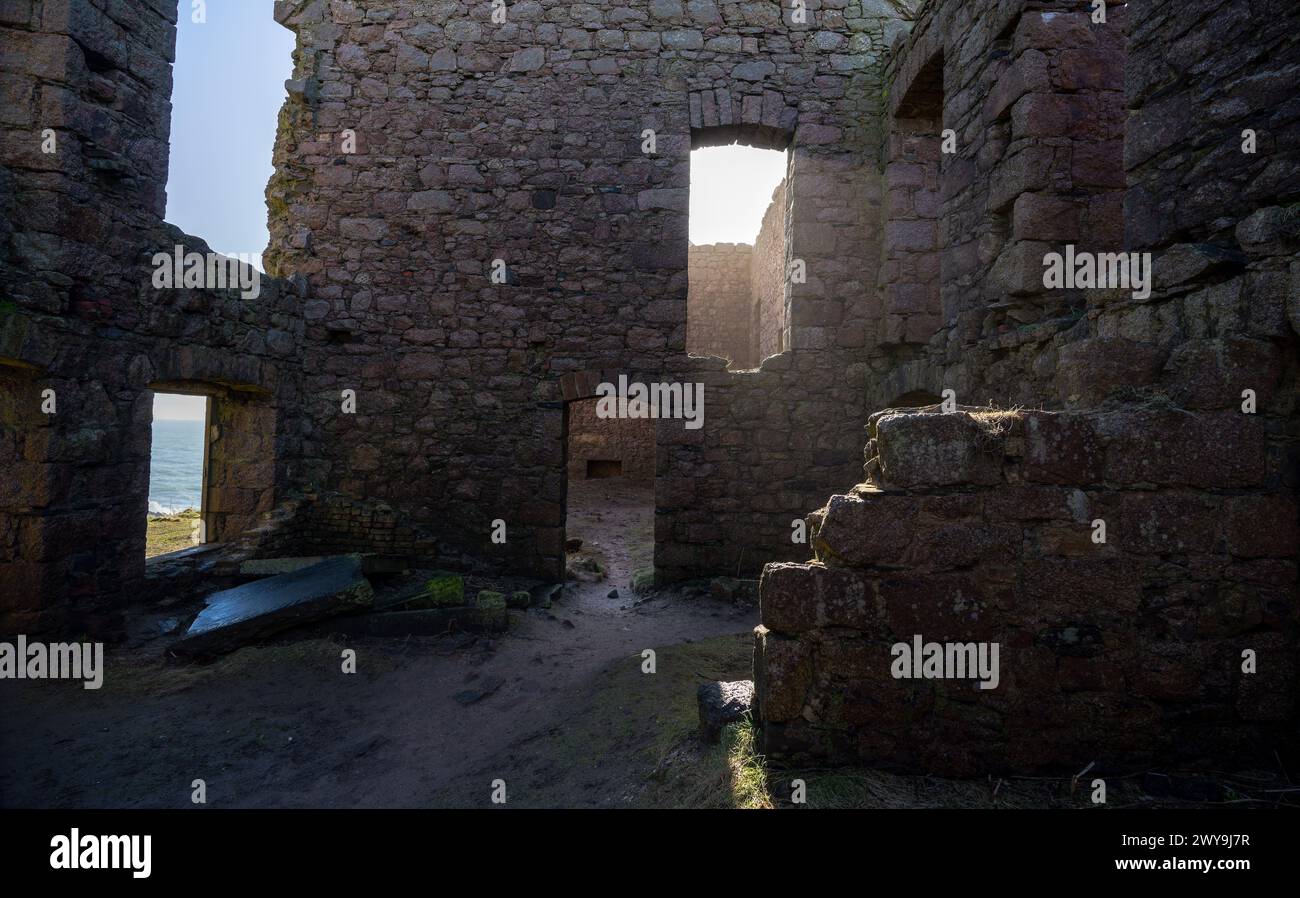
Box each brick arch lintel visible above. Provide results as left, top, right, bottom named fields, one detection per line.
left=688, top=88, right=796, bottom=151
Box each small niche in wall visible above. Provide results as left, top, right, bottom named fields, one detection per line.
left=586, top=459, right=623, bottom=479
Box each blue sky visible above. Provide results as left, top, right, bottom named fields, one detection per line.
left=165, top=2, right=295, bottom=269
left=161, top=4, right=292, bottom=421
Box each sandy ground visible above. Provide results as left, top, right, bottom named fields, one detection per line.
left=0, top=478, right=757, bottom=808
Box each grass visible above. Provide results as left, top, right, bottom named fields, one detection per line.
left=145, top=508, right=201, bottom=557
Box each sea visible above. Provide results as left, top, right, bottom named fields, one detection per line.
left=148, top=419, right=205, bottom=516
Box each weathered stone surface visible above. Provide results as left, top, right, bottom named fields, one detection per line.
left=761, top=562, right=877, bottom=633
left=753, top=626, right=813, bottom=726
left=875, top=412, right=1003, bottom=488
left=810, top=493, right=917, bottom=568
left=697, top=679, right=754, bottom=743
left=177, top=556, right=373, bottom=655
left=2, top=0, right=1296, bottom=787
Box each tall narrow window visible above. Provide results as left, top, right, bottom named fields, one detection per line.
left=687, top=142, right=788, bottom=370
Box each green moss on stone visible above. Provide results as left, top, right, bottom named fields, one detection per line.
left=420, top=571, right=464, bottom=608
left=476, top=590, right=508, bottom=629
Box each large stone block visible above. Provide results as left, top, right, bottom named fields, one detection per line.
left=811, top=491, right=919, bottom=567
left=1097, top=411, right=1267, bottom=488
left=1022, top=412, right=1104, bottom=484
left=759, top=561, right=879, bottom=634
left=875, top=412, right=1003, bottom=489
left=753, top=626, right=812, bottom=724
left=1056, top=338, right=1166, bottom=405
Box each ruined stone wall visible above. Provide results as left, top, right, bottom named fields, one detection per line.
left=750, top=178, right=786, bottom=361
left=687, top=243, right=754, bottom=366
left=565, top=397, right=655, bottom=482
left=754, top=0, right=1300, bottom=774
left=757, top=407, right=1298, bottom=774
left=267, top=0, right=910, bottom=583
left=872, top=0, right=1127, bottom=409
left=0, top=1, right=303, bottom=634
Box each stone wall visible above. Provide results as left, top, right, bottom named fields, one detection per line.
left=566, top=397, right=655, bottom=482
left=751, top=178, right=787, bottom=362
left=687, top=242, right=755, bottom=367
left=872, top=0, right=1128, bottom=408
left=0, top=0, right=303, bottom=634
left=753, top=0, right=1300, bottom=774
left=266, top=0, right=907, bottom=583
left=756, top=406, right=1298, bottom=774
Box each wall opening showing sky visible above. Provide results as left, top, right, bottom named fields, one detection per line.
left=165, top=6, right=294, bottom=271
left=689, top=145, right=787, bottom=245
left=148, top=394, right=207, bottom=521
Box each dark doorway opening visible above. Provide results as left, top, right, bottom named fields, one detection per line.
left=562, top=397, right=655, bottom=591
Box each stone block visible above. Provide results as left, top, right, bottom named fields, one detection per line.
left=760, top=561, right=880, bottom=633
left=810, top=492, right=920, bottom=568
left=875, top=412, right=1004, bottom=489
left=753, top=626, right=812, bottom=724
left=1022, top=412, right=1104, bottom=485
left=1097, top=410, right=1267, bottom=488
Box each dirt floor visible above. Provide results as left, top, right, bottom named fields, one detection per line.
left=0, top=477, right=758, bottom=808
left=4, top=478, right=1289, bottom=809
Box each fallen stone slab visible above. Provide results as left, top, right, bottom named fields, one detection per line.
left=176, top=555, right=373, bottom=655
left=697, top=680, right=754, bottom=743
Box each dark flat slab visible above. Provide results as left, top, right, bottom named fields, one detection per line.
left=176, top=555, right=373, bottom=655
